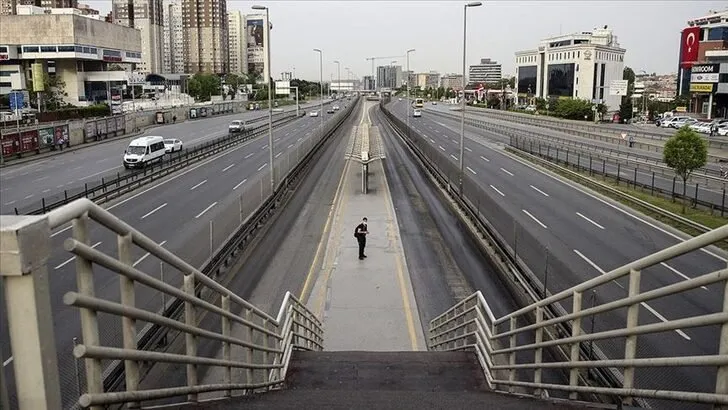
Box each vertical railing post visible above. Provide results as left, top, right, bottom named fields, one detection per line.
left=715, top=273, right=728, bottom=403
left=622, top=268, right=642, bottom=407
left=508, top=317, right=517, bottom=393
left=73, top=214, right=104, bottom=410
left=533, top=306, right=544, bottom=398
left=117, top=233, right=140, bottom=409
left=183, top=274, right=198, bottom=403
left=245, top=309, right=254, bottom=390
left=221, top=295, right=232, bottom=398
left=262, top=319, right=270, bottom=388
left=0, top=215, right=62, bottom=410
left=568, top=291, right=583, bottom=400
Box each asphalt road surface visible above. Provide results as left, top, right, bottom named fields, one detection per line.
left=389, top=99, right=726, bottom=408
left=0, top=105, right=346, bottom=410
left=0, top=98, right=335, bottom=213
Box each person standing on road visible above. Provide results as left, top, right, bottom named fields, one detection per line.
left=354, top=217, right=369, bottom=260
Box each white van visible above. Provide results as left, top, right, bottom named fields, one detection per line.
left=123, top=136, right=166, bottom=169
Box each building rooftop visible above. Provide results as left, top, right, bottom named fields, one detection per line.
left=688, top=9, right=728, bottom=26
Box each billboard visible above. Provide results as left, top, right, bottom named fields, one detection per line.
left=609, top=80, right=629, bottom=96
left=690, top=83, right=714, bottom=93
left=680, top=27, right=701, bottom=69
left=275, top=80, right=290, bottom=95
left=32, top=63, right=45, bottom=92
left=246, top=18, right=265, bottom=77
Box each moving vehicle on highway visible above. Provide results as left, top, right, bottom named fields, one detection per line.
left=228, top=120, right=245, bottom=134
left=413, top=98, right=424, bottom=108
left=333, top=105, right=340, bottom=111
left=163, top=138, right=183, bottom=153
left=123, top=136, right=166, bottom=169
left=309, top=111, right=319, bottom=117
left=413, top=109, right=422, bottom=118
left=327, top=107, right=335, bottom=114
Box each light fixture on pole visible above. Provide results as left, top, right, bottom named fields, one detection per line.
left=252, top=4, right=274, bottom=191
left=313, top=48, right=324, bottom=133
left=406, top=48, right=415, bottom=133
left=459, top=1, right=482, bottom=196
left=334, top=60, right=341, bottom=98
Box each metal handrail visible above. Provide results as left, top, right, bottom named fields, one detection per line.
left=429, top=224, right=728, bottom=406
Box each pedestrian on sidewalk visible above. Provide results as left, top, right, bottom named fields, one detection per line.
left=354, top=217, right=369, bottom=260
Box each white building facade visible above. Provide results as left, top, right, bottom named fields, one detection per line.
left=469, top=58, right=501, bottom=85
left=515, top=27, right=626, bottom=111
left=227, top=10, right=245, bottom=75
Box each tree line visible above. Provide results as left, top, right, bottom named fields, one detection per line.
left=187, top=72, right=328, bottom=102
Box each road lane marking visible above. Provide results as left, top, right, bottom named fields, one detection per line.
left=288, top=144, right=294, bottom=149
left=439, top=145, right=446, bottom=151
left=576, top=212, right=605, bottom=230
left=222, top=164, right=235, bottom=172
left=141, top=203, right=167, bottom=219
left=275, top=152, right=282, bottom=158
left=490, top=185, right=505, bottom=197
left=3, top=356, right=12, bottom=367
left=467, top=166, right=477, bottom=175
left=190, top=180, right=207, bottom=190
left=195, top=202, right=217, bottom=219
left=36, top=176, right=49, bottom=181
left=450, top=154, right=458, bottom=161
left=465, top=147, right=472, bottom=152
left=480, top=156, right=490, bottom=162
left=297, top=137, right=303, bottom=142
left=262, top=144, right=268, bottom=150
left=55, top=241, right=102, bottom=270
left=3, top=200, right=16, bottom=206
left=530, top=185, right=549, bottom=197
left=274, top=137, right=280, bottom=142
left=23, top=194, right=34, bottom=200
left=133, top=240, right=168, bottom=267
left=430, top=138, right=435, bottom=143
left=522, top=209, right=547, bottom=229
left=51, top=225, right=72, bottom=238
left=257, top=163, right=268, bottom=171
left=452, top=139, right=458, bottom=144
left=660, top=262, right=708, bottom=291
left=572, top=249, right=690, bottom=340
left=96, top=158, right=109, bottom=163
left=79, top=165, right=121, bottom=181
left=233, top=179, right=247, bottom=190
left=500, top=168, right=514, bottom=176
left=245, top=153, right=254, bottom=159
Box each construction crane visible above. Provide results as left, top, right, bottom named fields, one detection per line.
left=365, top=55, right=405, bottom=90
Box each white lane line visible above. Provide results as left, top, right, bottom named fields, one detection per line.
left=79, top=165, right=121, bottom=181
left=480, top=155, right=490, bottom=162
left=141, top=203, right=167, bottom=219
left=233, top=179, right=248, bottom=190
left=285, top=133, right=290, bottom=137
left=195, top=202, right=217, bottom=219
left=257, top=163, right=268, bottom=171
left=36, top=176, right=49, bottom=181
left=490, top=185, right=505, bottom=197
left=3, top=356, right=12, bottom=367
left=23, top=194, right=34, bottom=199
left=275, top=152, right=282, bottom=158
left=51, top=225, right=72, bottom=238
left=573, top=249, right=690, bottom=340
left=42, top=189, right=51, bottom=193
left=530, top=185, right=549, bottom=197
left=450, top=154, right=458, bottom=161
left=467, top=166, right=477, bottom=175
left=245, top=153, right=254, bottom=159
left=439, top=145, right=446, bottom=151
left=54, top=241, right=102, bottom=270
left=500, top=168, right=514, bottom=176
left=452, top=139, right=458, bottom=144
left=262, top=144, right=268, bottom=150
left=222, top=164, right=235, bottom=172
left=430, top=138, right=436, bottom=143
left=96, top=158, right=109, bottom=163
left=274, top=137, right=280, bottom=142
left=133, top=240, right=168, bottom=267
left=465, top=147, right=472, bottom=152
left=297, top=137, right=303, bottom=142
left=3, top=200, right=16, bottom=206
left=576, top=212, right=605, bottom=230
left=190, top=180, right=207, bottom=191
left=288, top=144, right=294, bottom=149
left=660, top=262, right=709, bottom=291
left=522, top=209, right=548, bottom=229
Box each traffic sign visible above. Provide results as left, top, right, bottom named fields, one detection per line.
left=621, top=133, right=627, bottom=140
left=9, top=91, right=23, bottom=111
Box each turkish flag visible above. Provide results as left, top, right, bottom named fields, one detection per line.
left=680, top=26, right=701, bottom=68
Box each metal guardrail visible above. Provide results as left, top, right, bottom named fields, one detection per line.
left=14, top=113, right=298, bottom=216
left=429, top=222, right=728, bottom=406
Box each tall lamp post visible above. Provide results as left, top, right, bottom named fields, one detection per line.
left=313, top=48, right=324, bottom=132
left=334, top=60, right=341, bottom=98
left=252, top=4, right=274, bottom=191
left=459, top=1, right=482, bottom=195
left=406, top=48, right=415, bottom=132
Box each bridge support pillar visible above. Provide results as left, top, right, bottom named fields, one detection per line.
left=0, top=215, right=62, bottom=410
left=362, top=163, right=369, bottom=194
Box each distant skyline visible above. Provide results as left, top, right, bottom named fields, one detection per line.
left=84, top=0, right=726, bottom=81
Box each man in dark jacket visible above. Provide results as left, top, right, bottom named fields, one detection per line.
left=354, top=217, right=369, bottom=260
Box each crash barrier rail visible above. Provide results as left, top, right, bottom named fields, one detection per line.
left=458, top=105, right=728, bottom=150
left=0, top=200, right=324, bottom=410
left=14, top=113, right=298, bottom=216
left=0, top=97, right=359, bottom=410
left=426, top=108, right=725, bottom=178
left=509, top=135, right=728, bottom=217
left=429, top=222, right=728, bottom=407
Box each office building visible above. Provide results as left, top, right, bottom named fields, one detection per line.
left=244, top=13, right=269, bottom=83
left=183, top=0, right=228, bottom=74
left=469, top=58, right=501, bottom=86
left=162, top=0, right=184, bottom=73
left=113, top=0, right=164, bottom=74
left=281, top=71, right=292, bottom=81
left=514, top=26, right=626, bottom=111
left=363, top=75, right=374, bottom=91
left=227, top=10, right=245, bottom=74
left=440, top=73, right=463, bottom=89
left=376, top=64, right=402, bottom=90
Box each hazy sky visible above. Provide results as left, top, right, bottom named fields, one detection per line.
left=89, top=0, right=726, bottom=80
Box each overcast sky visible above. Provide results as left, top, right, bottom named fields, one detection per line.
left=89, top=0, right=726, bottom=80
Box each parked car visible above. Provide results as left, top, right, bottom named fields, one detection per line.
left=163, top=138, right=183, bottom=153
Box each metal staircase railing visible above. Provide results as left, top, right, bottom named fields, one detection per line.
left=0, top=198, right=323, bottom=410
left=429, top=224, right=728, bottom=407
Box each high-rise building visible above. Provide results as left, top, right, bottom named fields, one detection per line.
left=113, top=0, right=164, bottom=74
left=440, top=74, right=463, bottom=89
left=376, top=65, right=402, bottom=90
left=469, top=58, right=502, bottom=85
left=163, top=0, right=184, bottom=73
left=244, top=13, right=269, bottom=83
left=227, top=10, right=245, bottom=75
left=183, top=0, right=228, bottom=74
left=363, top=75, right=375, bottom=91
left=514, top=26, right=625, bottom=111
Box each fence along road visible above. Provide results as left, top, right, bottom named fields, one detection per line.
left=384, top=100, right=728, bottom=406
left=0, top=106, right=349, bottom=409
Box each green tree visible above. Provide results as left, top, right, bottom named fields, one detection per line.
left=535, top=97, right=547, bottom=111
left=28, top=73, right=69, bottom=111
left=551, top=98, right=594, bottom=120
left=619, top=98, right=633, bottom=123
left=187, top=73, right=220, bottom=102
left=663, top=127, right=708, bottom=213
left=224, top=73, right=243, bottom=100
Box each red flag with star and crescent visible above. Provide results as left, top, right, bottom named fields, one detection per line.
left=680, top=26, right=701, bottom=69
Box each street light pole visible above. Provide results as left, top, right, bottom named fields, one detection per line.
left=313, top=48, right=323, bottom=133
left=406, top=49, right=415, bottom=132
left=253, top=4, right=274, bottom=191
left=459, top=1, right=482, bottom=195
left=334, top=60, right=340, bottom=99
